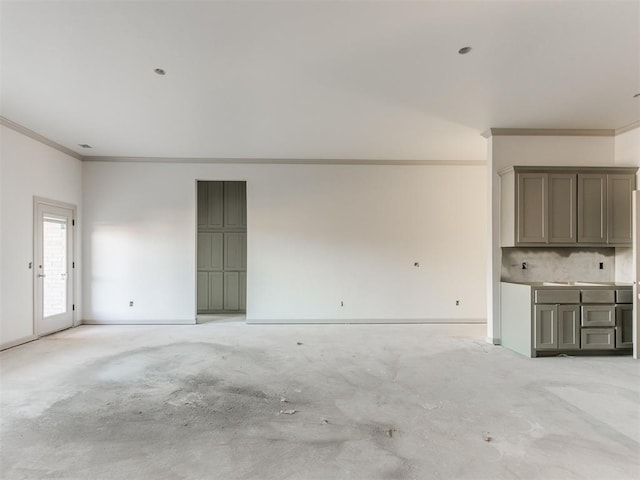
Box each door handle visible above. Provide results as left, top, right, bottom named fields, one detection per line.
left=38, top=274, right=46, bottom=278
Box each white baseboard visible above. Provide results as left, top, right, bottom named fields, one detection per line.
left=246, top=318, right=487, bottom=325
left=1, top=334, right=38, bottom=351
left=81, top=319, right=196, bottom=325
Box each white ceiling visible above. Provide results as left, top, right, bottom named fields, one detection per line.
left=1, top=0, right=638, bottom=161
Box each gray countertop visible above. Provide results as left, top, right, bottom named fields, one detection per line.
left=502, top=281, right=633, bottom=287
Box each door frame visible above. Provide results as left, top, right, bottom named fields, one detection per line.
left=33, top=197, right=78, bottom=336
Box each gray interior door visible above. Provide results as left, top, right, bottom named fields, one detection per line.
left=197, top=181, right=247, bottom=313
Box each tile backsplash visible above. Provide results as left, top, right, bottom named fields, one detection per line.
left=501, top=247, right=616, bottom=283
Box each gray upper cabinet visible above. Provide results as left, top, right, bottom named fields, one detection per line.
left=577, top=174, right=606, bottom=244
left=607, top=174, right=634, bottom=244
left=517, top=173, right=547, bottom=244
left=500, top=167, right=636, bottom=247
left=548, top=174, right=577, bottom=244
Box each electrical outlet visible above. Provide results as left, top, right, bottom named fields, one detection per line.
left=340, top=301, right=344, bottom=307
left=455, top=300, right=460, bottom=306
left=129, top=301, right=134, bottom=307
left=599, top=262, right=604, bottom=270
left=522, top=262, right=528, bottom=270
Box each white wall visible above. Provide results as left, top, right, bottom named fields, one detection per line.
left=0, top=125, right=82, bottom=348
left=82, top=161, right=487, bottom=324
left=488, top=134, right=616, bottom=343
left=614, top=126, right=640, bottom=283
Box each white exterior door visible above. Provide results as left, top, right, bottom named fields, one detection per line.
left=34, top=200, right=75, bottom=336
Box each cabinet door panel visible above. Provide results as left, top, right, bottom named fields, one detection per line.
left=197, top=233, right=223, bottom=270
left=197, top=272, right=209, bottom=311
left=208, top=272, right=224, bottom=310
left=239, top=272, right=247, bottom=310
left=224, top=182, right=247, bottom=228
left=607, top=174, right=634, bottom=244
left=616, top=304, right=633, bottom=348
left=548, top=174, right=576, bottom=244
left=224, top=233, right=247, bottom=270
left=557, top=305, right=580, bottom=350
left=518, top=173, right=547, bottom=243
left=578, top=174, right=606, bottom=243
left=534, top=305, right=557, bottom=350
left=207, top=182, right=224, bottom=228
left=224, top=272, right=240, bottom=310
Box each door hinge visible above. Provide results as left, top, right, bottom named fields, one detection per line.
left=72, top=304, right=75, bottom=311
left=72, top=261, right=75, bottom=268
left=72, top=219, right=75, bottom=226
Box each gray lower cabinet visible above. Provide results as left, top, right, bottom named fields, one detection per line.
left=616, top=304, right=633, bottom=349
left=534, top=304, right=580, bottom=351
left=501, top=282, right=633, bottom=358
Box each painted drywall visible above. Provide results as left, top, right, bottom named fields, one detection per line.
left=488, top=134, right=616, bottom=343
left=614, top=126, right=639, bottom=284
left=82, top=161, right=487, bottom=324
left=614, top=127, right=640, bottom=167
left=0, top=125, right=82, bottom=348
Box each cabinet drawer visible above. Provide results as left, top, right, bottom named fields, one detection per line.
left=581, top=289, right=615, bottom=303
left=581, top=328, right=615, bottom=350
left=581, top=305, right=615, bottom=326
left=615, top=289, right=633, bottom=304
left=534, top=289, right=580, bottom=304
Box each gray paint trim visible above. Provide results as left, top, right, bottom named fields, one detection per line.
left=247, top=318, right=486, bottom=324
left=482, top=128, right=616, bottom=138
left=81, top=319, right=197, bottom=325
left=84, top=156, right=487, bottom=166
left=0, top=335, right=38, bottom=351
left=0, top=116, right=83, bottom=160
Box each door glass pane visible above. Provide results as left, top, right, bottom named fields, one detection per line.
left=43, top=218, right=67, bottom=317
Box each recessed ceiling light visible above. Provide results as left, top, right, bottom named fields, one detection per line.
left=458, top=46, right=472, bottom=55
left=78, top=144, right=92, bottom=149
left=154, top=68, right=166, bottom=75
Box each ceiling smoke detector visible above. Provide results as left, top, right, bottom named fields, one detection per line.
left=154, top=68, right=166, bottom=75
left=458, top=46, right=472, bottom=55
left=78, top=144, right=92, bottom=149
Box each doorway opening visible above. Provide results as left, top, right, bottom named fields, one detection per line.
left=196, top=181, right=247, bottom=316
left=34, top=198, right=76, bottom=336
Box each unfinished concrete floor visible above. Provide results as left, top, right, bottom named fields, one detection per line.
left=1, top=321, right=638, bottom=480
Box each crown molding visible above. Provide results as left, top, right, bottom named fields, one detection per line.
left=481, top=128, right=616, bottom=138
left=82, top=156, right=487, bottom=166
left=0, top=116, right=83, bottom=160
left=615, top=120, right=640, bottom=135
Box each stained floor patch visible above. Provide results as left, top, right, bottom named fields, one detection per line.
left=2, top=342, right=412, bottom=480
